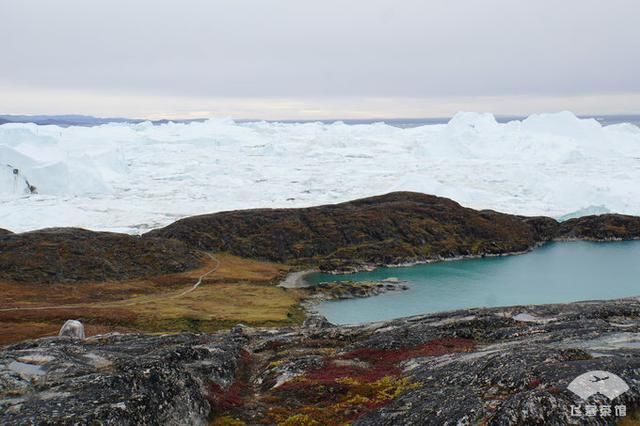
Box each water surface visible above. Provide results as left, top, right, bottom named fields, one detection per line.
left=308, top=241, right=640, bottom=324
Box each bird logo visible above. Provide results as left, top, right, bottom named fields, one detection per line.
left=568, top=371, right=629, bottom=400
left=590, top=375, right=609, bottom=383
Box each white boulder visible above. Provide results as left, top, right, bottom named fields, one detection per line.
left=58, top=320, right=85, bottom=339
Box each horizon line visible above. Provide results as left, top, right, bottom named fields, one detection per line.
left=3, top=111, right=640, bottom=125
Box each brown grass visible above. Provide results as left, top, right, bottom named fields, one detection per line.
left=0, top=322, right=134, bottom=346
left=0, top=253, right=302, bottom=345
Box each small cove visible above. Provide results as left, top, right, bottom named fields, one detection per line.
left=307, top=241, right=640, bottom=324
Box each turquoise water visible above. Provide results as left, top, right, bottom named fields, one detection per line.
left=307, top=241, right=640, bottom=324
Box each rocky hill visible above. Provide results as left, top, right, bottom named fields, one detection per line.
left=0, top=228, right=200, bottom=283
left=147, top=192, right=640, bottom=270
left=558, top=213, right=640, bottom=240
left=2, top=192, right=640, bottom=283
left=146, top=192, right=560, bottom=270
left=1, top=298, right=639, bottom=425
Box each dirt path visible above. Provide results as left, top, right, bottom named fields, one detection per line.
left=173, top=253, right=220, bottom=298
left=0, top=253, right=220, bottom=313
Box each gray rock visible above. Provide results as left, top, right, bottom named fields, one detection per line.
left=0, top=332, right=248, bottom=425
left=302, top=314, right=333, bottom=329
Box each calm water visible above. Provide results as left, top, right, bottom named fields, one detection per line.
left=308, top=241, right=640, bottom=324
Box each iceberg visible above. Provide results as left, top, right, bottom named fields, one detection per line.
left=0, top=112, right=639, bottom=233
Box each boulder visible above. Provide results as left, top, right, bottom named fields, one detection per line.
left=58, top=320, right=85, bottom=339
left=302, top=314, right=333, bottom=329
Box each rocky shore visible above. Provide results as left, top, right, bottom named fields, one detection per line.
left=302, top=279, right=410, bottom=302
left=1, top=298, right=639, bottom=425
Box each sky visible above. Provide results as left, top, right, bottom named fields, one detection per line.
left=1, top=0, right=639, bottom=120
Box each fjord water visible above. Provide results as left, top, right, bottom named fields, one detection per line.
left=308, top=241, right=640, bottom=324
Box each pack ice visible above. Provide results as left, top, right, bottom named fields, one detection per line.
left=1, top=111, right=639, bottom=233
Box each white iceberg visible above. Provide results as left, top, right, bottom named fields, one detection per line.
left=0, top=112, right=639, bottom=233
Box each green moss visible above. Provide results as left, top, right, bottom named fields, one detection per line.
left=278, top=414, right=322, bottom=426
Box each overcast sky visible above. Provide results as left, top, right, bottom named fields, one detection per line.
left=2, top=0, right=639, bottom=119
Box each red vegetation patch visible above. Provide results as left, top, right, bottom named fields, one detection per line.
left=206, top=381, right=246, bottom=412
left=342, top=337, right=476, bottom=365
left=239, top=349, right=252, bottom=366
left=269, top=337, right=476, bottom=425
left=207, top=349, right=252, bottom=414
left=291, top=337, right=476, bottom=385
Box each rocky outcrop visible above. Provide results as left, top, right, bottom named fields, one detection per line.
left=147, top=192, right=559, bottom=270
left=352, top=300, right=640, bottom=425
left=0, top=332, right=248, bottom=425
left=1, top=299, right=639, bottom=425
left=0, top=228, right=201, bottom=283
left=558, top=214, right=640, bottom=240
left=303, top=280, right=409, bottom=302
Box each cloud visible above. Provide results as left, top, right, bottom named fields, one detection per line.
left=1, top=0, right=639, bottom=116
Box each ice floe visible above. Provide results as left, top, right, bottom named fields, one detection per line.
left=1, top=112, right=639, bottom=233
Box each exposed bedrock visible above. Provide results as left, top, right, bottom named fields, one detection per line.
left=0, top=332, right=248, bottom=425
left=1, top=298, right=639, bottom=425
left=303, top=280, right=410, bottom=302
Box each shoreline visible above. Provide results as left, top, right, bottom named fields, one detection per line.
left=289, top=240, right=639, bottom=326
left=286, top=243, right=545, bottom=282
left=282, top=238, right=640, bottom=288
left=283, top=246, right=542, bottom=321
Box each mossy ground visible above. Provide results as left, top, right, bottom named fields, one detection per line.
left=0, top=253, right=304, bottom=345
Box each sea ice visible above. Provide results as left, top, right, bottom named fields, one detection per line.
left=1, top=112, right=639, bottom=233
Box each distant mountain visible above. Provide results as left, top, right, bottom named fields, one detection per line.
left=2, top=113, right=639, bottom=128
left=0, top=114, right=207, bottom=127
left=0, top=114, right=137, bottom=127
